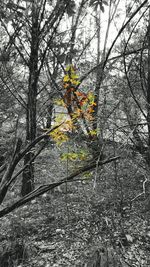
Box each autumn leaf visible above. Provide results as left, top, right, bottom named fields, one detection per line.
left=87, top=106, right=95, bottom=113
left=70, top=79, right=80, bottom=86
left=70, top=73, right=79, bottom=80
left=63, top=75, right=70, bottom=82
left=63, top=83, right=70, bottom=88
left=61, top=149, right=88, bottom=161
left=54, top=99, right=65, bottom=107
left=50, top=129, right=69, bottom=145
left=89, top=129, right=97, bottom=136
left=65, top=65, right=73, bottom=72
left=75, top=91, right=86, bottom=97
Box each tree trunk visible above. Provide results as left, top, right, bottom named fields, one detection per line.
left=21, top=2, right=39, bottom=196
left=146, top=8, right=150, bottom=166
left=93, top=8, right=101, bottom=131
left=90, top=8, right=104, bottom=158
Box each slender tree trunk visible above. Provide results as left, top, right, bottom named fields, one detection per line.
left=143, top=8, right=150, bottom=209
left=21, top=2, right=39, bottom=196
left=145, top=8, right=150, bottom=166
left=93, top=8, right=101, bottom=131
left=90, top=8, right=104, bottom=158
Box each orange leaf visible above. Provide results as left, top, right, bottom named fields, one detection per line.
left=64, top=83, right=70, bottom=88
left=87, top=107, right=95, bottom=113
left=75, top=91, right=87, bottom=97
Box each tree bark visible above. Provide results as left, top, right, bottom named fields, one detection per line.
left=21, top=2, right=39, bottom=196
left=93, top=8, right=102, bottom=131
left=146, top=8, right=150, bottom=165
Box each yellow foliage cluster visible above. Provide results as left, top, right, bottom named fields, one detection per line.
left=63, top=65, right=80, bottom=86
left=54, top=99, right=66, bottom=107
left=49, top=116, right=75, bottom=145
left=49, top=128, right=69, bottom=145
left=61, top=149, right=88, bottom=161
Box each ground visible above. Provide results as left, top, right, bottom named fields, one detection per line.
left=0, top=144, right=150, bottom=266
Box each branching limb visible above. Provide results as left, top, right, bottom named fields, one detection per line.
left=79, top=0, right=148, bottom=84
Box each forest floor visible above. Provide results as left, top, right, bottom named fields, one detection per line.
left=0, top=144, right=150, bottom=266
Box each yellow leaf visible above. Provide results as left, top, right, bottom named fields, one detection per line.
left=54, top=99, right=65, bottom=106
left=50, top=129, right=69, bottom=145
left=89, top=129, right=97, bottom=136
left=65, top=65, right=73, bottom=72
left=63, top=75, right=70, bottom=82
left=71, top=79, right=80, bottom=86
left=88, top=91, right=95, bottom=101
left=70, top=73, right=79, bottom=80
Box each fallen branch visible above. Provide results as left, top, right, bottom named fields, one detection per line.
left=0, top=155, right=120, bottom=218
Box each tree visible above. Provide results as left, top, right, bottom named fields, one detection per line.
left=119, top=3, right=150, bottom=205
left=116, top=1, right=149, bottom=159
left=0, top=0, right=77, bottom=195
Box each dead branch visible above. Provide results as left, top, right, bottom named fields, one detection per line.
left=0, top=155, right=120, bottom=218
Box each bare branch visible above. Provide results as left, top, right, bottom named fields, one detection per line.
left=79, top=0, right=148, bottom=84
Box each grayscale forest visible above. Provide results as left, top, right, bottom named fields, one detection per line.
left=0, top=0, right=150, bottom=266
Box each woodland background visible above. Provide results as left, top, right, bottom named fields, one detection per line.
left=0, top=0, right=150, bottom=266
